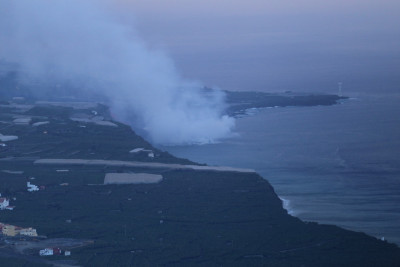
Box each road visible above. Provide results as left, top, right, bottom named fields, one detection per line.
left=34, top=158, right=256, bottom=173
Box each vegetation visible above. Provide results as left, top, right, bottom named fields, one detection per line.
left=0, top=105, right=194, bottom=165
left=0, top=100, right=399, bottom=266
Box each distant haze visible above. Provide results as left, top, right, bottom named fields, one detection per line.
left=0, top=0, right=235, bottom=145
left=1, top=1, right=398, bottom=143
left=115, top=0, right=400, bottom=93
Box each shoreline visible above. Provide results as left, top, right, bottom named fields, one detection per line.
left=163, top=94, right=400, bottom=246
left=1, top=95, right=400, bottom=265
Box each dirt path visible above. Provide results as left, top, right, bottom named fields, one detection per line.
left=34, top=158, right=256, bottom=173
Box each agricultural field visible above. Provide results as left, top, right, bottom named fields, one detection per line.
left=0, top=100, right=399, bottom=266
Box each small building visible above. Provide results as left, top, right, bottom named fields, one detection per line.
left=27, top=182, right=39, bottom=192
left=53, top=247, right=62, bottom=255
left=0, top=198, right=15, bottom=210
left=0, top=198, right=10, bottom=210
left=19, top=227, right=38, bottom=237
left=1, top=222, right=38, bottom=237
left=2, top=224, right=18, bottom=236
left=39, top=248, right=53, bottom=256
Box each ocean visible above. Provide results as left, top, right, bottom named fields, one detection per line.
left=162, top=92, right=400, bottom=245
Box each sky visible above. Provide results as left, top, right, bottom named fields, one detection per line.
left=112, top=0, right=400, bottom=93
left=0, top=0, right=399, bottom=144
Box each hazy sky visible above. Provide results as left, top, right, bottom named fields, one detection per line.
left=112, top=0, right=400, bottom=93
left=1, top=0, right=239, bottom=144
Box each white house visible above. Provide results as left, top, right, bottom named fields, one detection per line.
left=27, top=182, right=39, bottom=192
left=0, top=198, right=9, bottom=210
left=19, top=227, right=38, bottom=237
left=39, top=248, right=53, bottom=256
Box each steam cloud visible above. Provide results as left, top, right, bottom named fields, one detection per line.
left=0, top=0, right=235, bottom=145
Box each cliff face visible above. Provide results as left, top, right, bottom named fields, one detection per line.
left=0, top=100, right=399, bottom=266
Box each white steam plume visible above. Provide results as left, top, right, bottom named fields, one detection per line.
left=0, top=0, right=235, bottom=145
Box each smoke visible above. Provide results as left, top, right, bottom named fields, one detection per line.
left=0, top=0, right=235, bottom=145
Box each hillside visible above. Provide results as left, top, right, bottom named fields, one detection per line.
left=0, top=99, right=399, bottom=266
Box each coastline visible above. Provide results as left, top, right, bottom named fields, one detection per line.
left=0, top=96, right=399, bottom=265
left=163, top=93, right=400, bottom=246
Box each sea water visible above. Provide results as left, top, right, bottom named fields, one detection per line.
left=162, top=92, right=400, bottom=245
